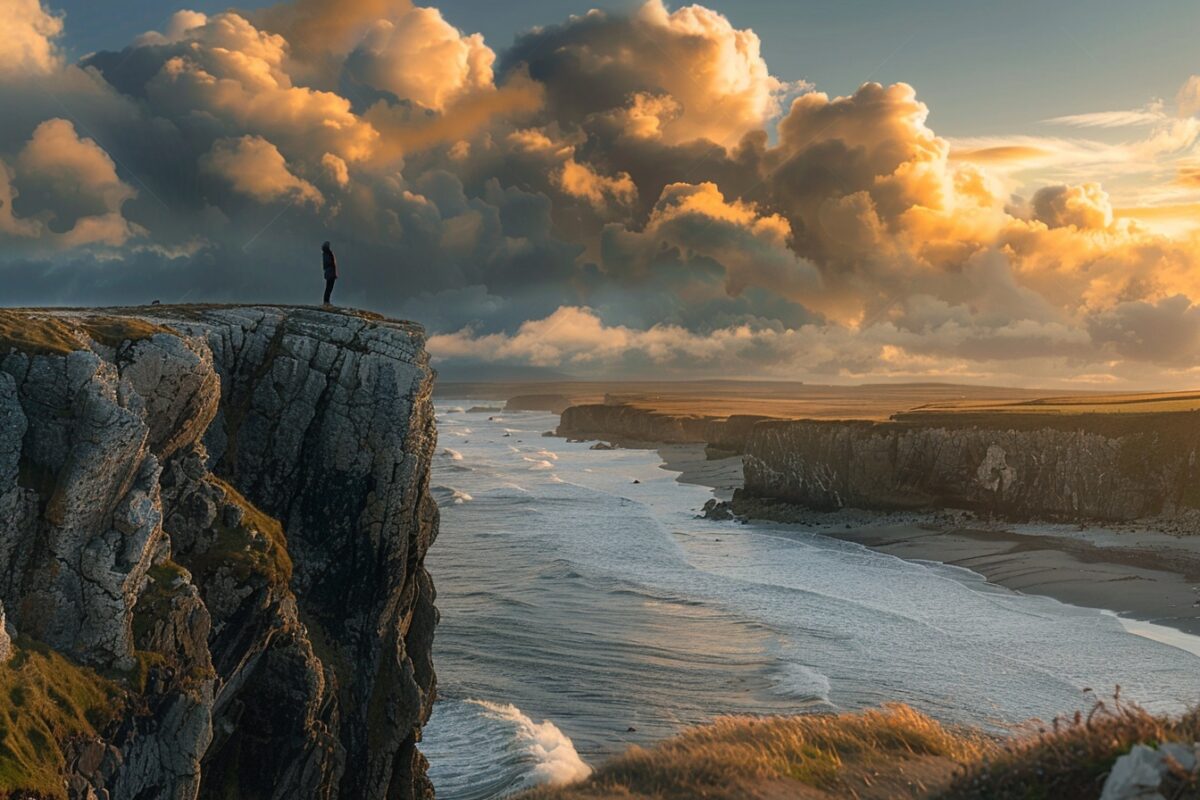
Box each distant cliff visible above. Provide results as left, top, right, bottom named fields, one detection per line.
left=557, top=403, right=771, bottom=453
left=557, top=401, right=1200, bottom=523
left=742, top=413, right=1200, bottom=522
left=0, top=306, right=438, bottom=799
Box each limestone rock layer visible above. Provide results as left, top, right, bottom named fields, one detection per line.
left=0, top=305, right=439, bottom=800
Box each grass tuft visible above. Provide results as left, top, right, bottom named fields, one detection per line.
left=945, top=688, right=1200, bottom=800
left=0, top=638, right=125, bottom=799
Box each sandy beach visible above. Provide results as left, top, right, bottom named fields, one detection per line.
left=652, top=442, right=1200, bottom=640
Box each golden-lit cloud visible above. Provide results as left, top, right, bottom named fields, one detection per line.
left=1031, top=183, right=1113, bottom=230
left=555, top=160, right=637, bottom=211
left=4, top=0, right=1200, bottom=387
left=4, top=118, right=141, bottom=247
left=135, top=10, right=208, bottom=46
left=202, top=135, right=324, bottom=206
left=344, top=7, right=494, bottom=111
left=143, top=13, right=381, bottom=163
left=502, top=0, right=795, bottom=148
left=0, top=0, right=63, bottom=77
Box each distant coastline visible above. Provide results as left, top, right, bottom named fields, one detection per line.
left=625, top=439, right=1200, bottom=645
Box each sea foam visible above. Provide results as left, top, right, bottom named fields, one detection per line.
left=473, top=700, right=592, bottom=786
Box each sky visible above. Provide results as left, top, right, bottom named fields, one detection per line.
left=4, top=0, right=1200, bottom=387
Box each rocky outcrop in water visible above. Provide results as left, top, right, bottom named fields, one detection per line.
left=0, top=305, right=438, bottom=799
left=740, top=416, right=1200, bottom=522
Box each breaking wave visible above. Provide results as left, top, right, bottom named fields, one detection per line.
left=423, top=698, right=590, bottom=800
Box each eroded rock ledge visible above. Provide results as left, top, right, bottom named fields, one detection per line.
left=0, top=305, right=438, bottom=800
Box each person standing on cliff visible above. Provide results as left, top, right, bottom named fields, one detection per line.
left=321, top=241, right=338, bottom=306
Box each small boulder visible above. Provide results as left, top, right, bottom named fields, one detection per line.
left=1100, top=742, right=1199, bottom=800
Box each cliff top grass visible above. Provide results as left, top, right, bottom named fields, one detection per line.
left=0, top=311, right=84, bottom=356
left=519, top=697, right=1200, bottom=800
left=903, top=389, right=1200, bottom=418
left=0, top=310, right=176, bottom=356
left=78, top=315, right=175, bottom=348
left=518, top=704, right=988, bottom=800
left=0, top=637, right=125, bottom=799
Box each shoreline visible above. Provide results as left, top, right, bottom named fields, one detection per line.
left=647, top=441, right=1200, bottom=642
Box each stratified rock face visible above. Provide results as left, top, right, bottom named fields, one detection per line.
left=741, top=418, right=1200, bottom=521
left=0, top=306, right=438, bottom=800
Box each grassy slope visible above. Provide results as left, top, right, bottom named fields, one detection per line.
left=0, top=639, right=126, bottom=799
left=518, top=700, right=1200, bottom=800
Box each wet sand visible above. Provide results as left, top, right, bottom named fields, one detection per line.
left=655, top=443, right=1200, bottom=640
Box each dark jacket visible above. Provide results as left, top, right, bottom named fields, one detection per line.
left=322, top=247, right=338, bottom=279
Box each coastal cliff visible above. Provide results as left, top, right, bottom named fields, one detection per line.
left=740, top=415, right=1200, bottom=522
left=558, top=401, right=1200, bottom=523
left=0, top=306, right=438, bottom=799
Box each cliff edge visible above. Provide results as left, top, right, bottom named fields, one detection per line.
left=0, top=305, right=438, bottom=799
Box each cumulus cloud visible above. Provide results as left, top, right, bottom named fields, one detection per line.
left=202, top=135, right=323, bottom=206
left=344, top=7, right=494, bottom=111
left=4, top=0, right=1200, bottom=387
left=3, top=118, right=140, bottom=247
left=0, top=0, right=63, bottom=77
left=500, top=0, right=789, bottom=147
left=0, top=162, right=39, bottom=238
left=135, top=10, right=208, bottom=46
left=1031, top=183, right=1113, bottom=230
left=602, top=181, right=820, bottom=301
left=134, top=13, right=381, bottom=164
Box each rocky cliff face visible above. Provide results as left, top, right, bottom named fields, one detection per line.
left=741, top=416, right=1200, bottom=522
left=0, top=306, right=438, bottom=800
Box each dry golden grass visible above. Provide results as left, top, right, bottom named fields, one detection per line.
left=0, top=310, right=177, bottom=357
left=907, top=390, right=1200, bottom=417
left=79, top=316, right=174, bottom=348
left=0, top=311, right=84, bottom=356
left=946, top=690, right=1200, bottom=800
left=519, top=695, right=1200, bottom=800
left=518, top=705, right=988, bottom=800
left=0, top=638, right=125, bottom=798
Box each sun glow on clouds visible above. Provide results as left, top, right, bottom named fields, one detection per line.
left=3, top=0, right=1200, bottom=387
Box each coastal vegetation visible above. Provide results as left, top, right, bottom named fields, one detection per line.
left=518, top=696, right=1200, bottom=800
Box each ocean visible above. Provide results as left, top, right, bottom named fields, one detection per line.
left=421, top=405, right=1200, bottom=799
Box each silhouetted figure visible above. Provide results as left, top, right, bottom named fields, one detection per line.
left=322, top=241, right=338, bottom=305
